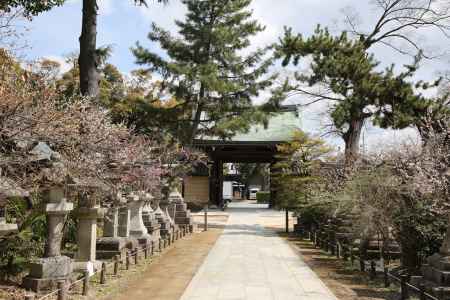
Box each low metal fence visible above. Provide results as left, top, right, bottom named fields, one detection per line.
left=302, top=229, right=440, bottom=300
left=25, top=226, right=192, bottom=300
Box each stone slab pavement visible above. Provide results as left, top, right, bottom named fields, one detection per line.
left=180, top=201, right=338, bottom=300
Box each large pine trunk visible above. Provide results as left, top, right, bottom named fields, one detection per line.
left=79, top=0, right=99, bottom=97
left=343, top=118, right=364, bottom=165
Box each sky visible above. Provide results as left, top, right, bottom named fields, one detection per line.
left=19, top=0, right=450, bottom=152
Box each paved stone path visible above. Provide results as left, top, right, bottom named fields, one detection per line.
left=180, top=201, right=338, bottom=300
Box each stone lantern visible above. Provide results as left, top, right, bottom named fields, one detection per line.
left=23, top=186, right=74, bottom=292
left=0, top=199, right=18, bottom=237
left=422, top=213, right=450, bottom=298
left=0, top=178, right=26, bottom=237
left=140, top=191, right=161, bottom=241
left=96, top=192, right=130, bottom=260
left=72, top=182, right=105, bottom=272
left=127, top=192, right=154, bottom=248
left=168, top=188, right=194, bottom=232
left=154, top=194, right=172, bottom=240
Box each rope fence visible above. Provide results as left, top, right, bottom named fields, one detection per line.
left=24, top=226, right=192, bottom=300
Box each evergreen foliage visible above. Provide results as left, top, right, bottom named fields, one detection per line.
left=271, top=130, right=332, bottom=209
left=275, top=26, right=447, bottom=162
left=0, top=0, right=65, bottom=17
left=131, top=0, right=278, bottom=143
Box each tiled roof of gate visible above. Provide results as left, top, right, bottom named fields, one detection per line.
left=196, top=106, right=302, bottom=144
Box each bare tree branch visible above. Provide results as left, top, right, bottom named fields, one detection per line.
left=343, top=0, right=450, bottom=58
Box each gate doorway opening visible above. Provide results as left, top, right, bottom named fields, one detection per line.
left=189, top=105, right=302, bottom=209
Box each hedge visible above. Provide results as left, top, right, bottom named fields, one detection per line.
left=256, top=191, right=270, bottom=203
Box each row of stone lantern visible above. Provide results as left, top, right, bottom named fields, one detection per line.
left=20, top=184, right=194, bottom=292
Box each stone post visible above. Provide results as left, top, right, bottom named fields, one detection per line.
left=141, top=192, right=161, bottom=242
left=168, top=188, right=195, bottom=232
left=96, top=206, right=129, bottom=260
left=128, top=193, right=148, bottom=237
left=154, top=196, right=172, bottom=239
left=74, top=191, right=104, bottom=271
left=127, top=192, right=153, bottom=248
left=23, top=186, right=74, bottom=292
left=118, top=206, right=131, bottom=238
left=422, top=213, right=450, bottom=298
left=103, top=207, right=119, bottom=238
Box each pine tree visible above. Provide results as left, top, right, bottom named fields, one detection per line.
left=132, top=0, right=276, bottom=144
left=0, top=0, right=65, bottom=17
left=275, top=26, right=445, bottom=164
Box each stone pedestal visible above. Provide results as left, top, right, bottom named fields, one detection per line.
left=74, top=206, right=104, bottom=271
left=128, top=193, right=154, bottom=248
left=168, top=189, right=194, bottom=230
left=23, top=187, right=73, bottom=292
left=117, top=204, right=139, bottom=251
left=422, top=214, right=450, bottom=299
left=118, top=206, right=131, bottom=237
left=154, top=196, right=172, bottom=239
left=141, top=193, right=161, bottom=241
left=96, top=207, right=129, bottom=260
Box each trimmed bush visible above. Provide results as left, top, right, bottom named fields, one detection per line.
left=256, top=191, right=270, bottom=203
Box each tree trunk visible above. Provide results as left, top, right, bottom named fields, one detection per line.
left=343, top=118, right=364, bottom=165
left=397, top=227, right=421, bottom=271
left=186, top=84, right=205, bottom=144
left=79, top=0, right=99, bottom=97
left=188, top=102, right=203, bottom=143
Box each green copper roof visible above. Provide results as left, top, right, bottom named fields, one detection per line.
left=197, top=107, right=302, bottom=144
left=230, top=110, right=301, bottom=142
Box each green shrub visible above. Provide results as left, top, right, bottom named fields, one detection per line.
left=256, top=191, right=270, bottom=203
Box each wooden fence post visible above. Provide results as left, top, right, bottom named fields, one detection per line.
left=57, top=281, right=66, bottom=300
left=126, top=251, right=131, bottom=270
left=114, top=255, right=119, bottom=275
left=419, top=283, right=426, bottom=300
left=314, top=231, right=317, bottom=247
left=336, top=244, right=340, bottom=259
left=134, top=247, right=139, bottom=265
left=342, top=245, right=347, bottom=261
left=285, top=209, right=289, bottom=234
left=370, top=261, right=376, bottom=280
left=82, top=270, right=90, bottom=296
left=350, top=248, right=354, bottom=266
left=100, top=262, right=106, bottom=284
left=159, top=238, right=162, bottom=252
left=144, top=246, right=148, bottom=259
left=204, top=205, right=208, bottom=231
left=360, top=259, right=365, bottom=272
left=400, top=275, right=408, bottom=300
left=384, top=267, right=390, bottom=288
